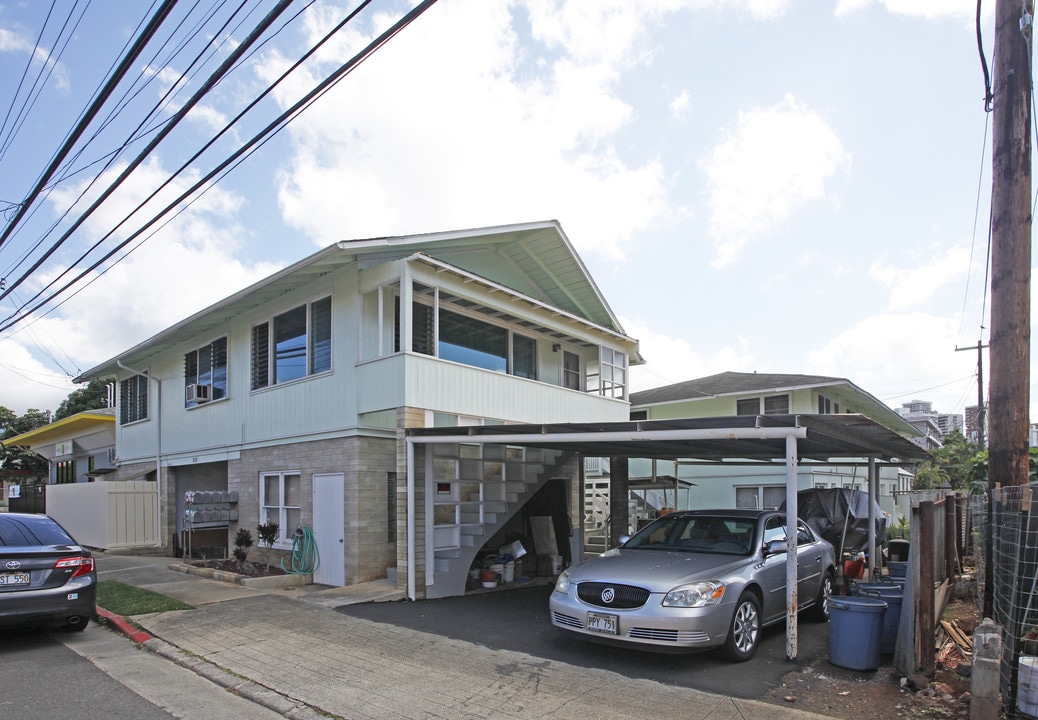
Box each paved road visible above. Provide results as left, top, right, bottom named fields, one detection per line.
left=0, top=623, right=286, bottom=720
left=336, top=582, right=830, bottom=699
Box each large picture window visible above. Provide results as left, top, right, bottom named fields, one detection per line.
left=251, top=297, right=331, bottom=390
left=119, top=374, right=148, bottom=425
left=184, top=337, right=227, bottom=406
left=260, top=472, right=301, bottom=546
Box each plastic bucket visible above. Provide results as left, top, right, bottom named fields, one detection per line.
left=489, top=563, right=505, bottom=581
left=829, top=596, right=887, bottom=670
left=503, top=561, right=514, bottom=583
left=860, top=588, right=903, bottom=654
left=850, top=581, right=903, bottom=596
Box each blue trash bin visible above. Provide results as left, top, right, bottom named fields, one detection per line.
left=859, top=586, right=903, bottom=654
left=829, top=596, right=887, bottom=670
left=887, top=561, right=908, bottom=580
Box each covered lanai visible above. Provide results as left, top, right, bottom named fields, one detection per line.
left=406, top=413, right=930, bottom=660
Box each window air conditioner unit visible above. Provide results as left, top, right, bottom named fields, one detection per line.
left=186, top=383, right=212, bottom=403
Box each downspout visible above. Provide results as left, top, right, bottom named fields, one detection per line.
left=117, top=360, right=162, bottom=548
left=867, top=456, right=877, bottom=580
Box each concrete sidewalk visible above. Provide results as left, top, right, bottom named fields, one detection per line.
left=95, top=555, right=839, bottom=720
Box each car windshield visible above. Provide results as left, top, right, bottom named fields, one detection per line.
left=623, top=515, right=757, bottom=555
left=0, top=515, right=76, bottom=547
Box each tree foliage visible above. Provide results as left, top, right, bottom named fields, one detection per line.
left=911, top=430, right=986, bottom=491
left=0, top=406, right=51, bottom=477
left=54, top=378, right=112, bottom=420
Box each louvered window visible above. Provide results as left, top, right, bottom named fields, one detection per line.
left=251, top=296, right=332, bottom=390
left=184, top=337, right=228, bottom=406
left=119, top=374, right=148, bottom=425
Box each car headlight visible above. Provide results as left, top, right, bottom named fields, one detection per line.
left=553, top=568, right=571, bottom=594
left=661, top=581, right=726, bottom=608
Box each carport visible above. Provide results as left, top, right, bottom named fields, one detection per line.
left=405, top=413, right=930, bottom=660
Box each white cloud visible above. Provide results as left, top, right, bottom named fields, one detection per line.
left=806, top=312, right=977, bottom=413
left=669, top=89, right=691, bottom=120
left=835, top=0, right=978, bottom=21
left=869, top=243, right=973, bottom=311
left=0, top=158, right=281, bottom=414
left=700, top=95, right=850, bottom=267
left=623, top=316, right=754, bottom=392
left=263, top=0, right=670, bottom=260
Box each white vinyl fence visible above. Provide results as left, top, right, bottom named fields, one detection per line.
left=47, top=481, right=159, bottom=549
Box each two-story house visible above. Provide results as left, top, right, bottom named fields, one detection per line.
left=588, top=372, right=920, bottom=542
left=76, top=220, right=641, bottom=598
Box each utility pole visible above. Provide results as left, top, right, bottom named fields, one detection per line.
left=955, top=342, right=988, bottom=445
left=988, top=0, right=1032, bottom=492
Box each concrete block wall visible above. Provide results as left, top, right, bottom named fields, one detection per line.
left=226, top=435, right=399, bottom=586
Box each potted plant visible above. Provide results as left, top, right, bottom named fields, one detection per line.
left=256, top=521, right=280, bottom=570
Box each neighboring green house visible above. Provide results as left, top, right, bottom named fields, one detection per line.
left=75, top=221, right=641, bottom=598
left=583, top=372, right=919, bottom=547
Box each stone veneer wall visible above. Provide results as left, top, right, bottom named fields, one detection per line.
left=227, top=434, right=398, bottom=586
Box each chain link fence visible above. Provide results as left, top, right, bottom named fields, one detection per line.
left=971, top=483, right=1038, bottom=717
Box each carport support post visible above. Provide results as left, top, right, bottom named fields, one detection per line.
left=785, top=433, right=799, bottom=662
left=609, top=457, right=630, bottom=549
left=868, top=456, right=878, bottom=580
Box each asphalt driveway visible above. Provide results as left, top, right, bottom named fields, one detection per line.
left=336, top=581, right=830, bottom=699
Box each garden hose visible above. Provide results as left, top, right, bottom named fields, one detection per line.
left=281, top=524, right=320, bottom=574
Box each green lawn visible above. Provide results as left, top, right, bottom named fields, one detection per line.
left=96, top=580, right=194, bottom=616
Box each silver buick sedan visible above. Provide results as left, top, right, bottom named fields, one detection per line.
left=549, top=509, right=835, bottom=661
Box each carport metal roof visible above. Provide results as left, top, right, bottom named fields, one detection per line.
left=405, top=413, right=929, bottom=661
left=406, top=414, right=931, bottom=465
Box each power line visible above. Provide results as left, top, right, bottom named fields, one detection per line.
left=0, top=0, right=179, bottom=254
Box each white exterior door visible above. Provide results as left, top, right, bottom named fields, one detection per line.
left=312, top=473, right=345, bottom=587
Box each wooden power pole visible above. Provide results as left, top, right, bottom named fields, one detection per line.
left=988, top=0, right=1032, bottom=490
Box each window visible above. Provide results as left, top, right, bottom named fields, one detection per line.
left=737, top=395, right=790, bottom=415
left=562, top=351, right=581, bottom=390
left=512, top=334, right=537, bottom=380
left=736, top=398, right=758, bottom=415
left=55, top=460, right=75, bottom=484
left=587, top=347, right=627, bottom=398
left=184, top=337, right=227, bottom=406
left=120, top=374, right=148, bottom=424
left=439, top=308, right=508, bottom=372
left=251, top=297, right=331, bottom=390
left=630, top=409, right=648, bottom=421
left=260, top=472, right=301, bottom=546
left=735, top=485, right=786, bottom=509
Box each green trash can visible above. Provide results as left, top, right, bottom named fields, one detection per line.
left=829, top=596, right=887, bottom=670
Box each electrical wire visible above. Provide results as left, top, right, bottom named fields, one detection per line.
left=0, top=0, right=439, bottom=334
left=977, top=0, right=994, bottom=112
left=0, top=0, right=179, bottom=254
left=1, top=0, right=425, bottom=331
left=0, top=0, right=241, bottom=286
left=0, top=0, right=293, bottom=304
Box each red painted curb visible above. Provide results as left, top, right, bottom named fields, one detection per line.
left=96, top=606, right=154, bottom=644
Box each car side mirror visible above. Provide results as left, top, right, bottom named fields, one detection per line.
left=764, top=539, right=788, bottom=555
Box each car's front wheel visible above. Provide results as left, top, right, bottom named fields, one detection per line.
left=720, top=592, right=761, bottom=662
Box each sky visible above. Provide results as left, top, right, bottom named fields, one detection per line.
left=0, top=0, right=1023, bottom=427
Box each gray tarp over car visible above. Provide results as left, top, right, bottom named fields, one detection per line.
left=783, top=488, right=886, bottom=557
